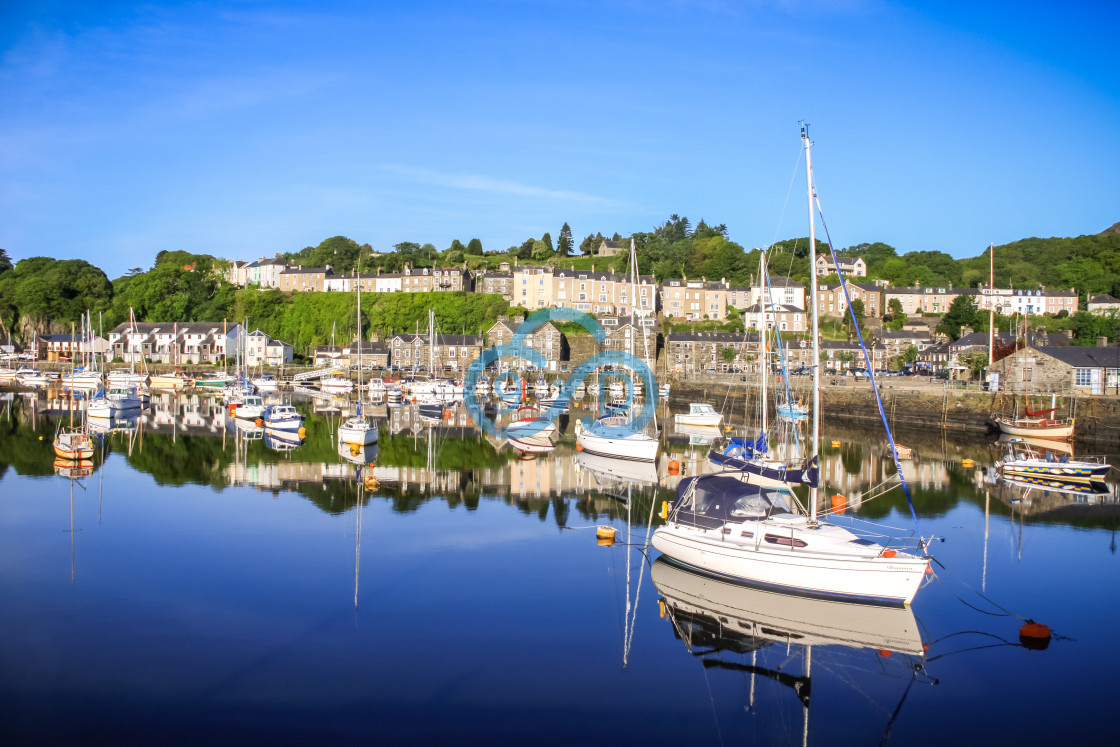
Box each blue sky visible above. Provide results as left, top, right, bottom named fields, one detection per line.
left=1, top=0, right=1117, bottom=279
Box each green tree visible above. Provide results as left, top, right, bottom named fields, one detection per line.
left=0, top=248, right=13, bottom=273
left=531, top=240, right=552, bottom=262
left=720, top=346, right=737, bottom=364
left=885, top=298, right=907, bottom=330
left=465, top=238, right=483, bottom=255
left=937, top=295, right=980, bottom=341
left=541, top=232, right=554, bottom=254
left=579, top=234, right=595, bottom=255
left=557, top=223, right=573, bottom=256
left=846, top=298, right=866, bottom=338
left=958, top=351, right=989, bottom=375
left=902, top=345, right=919, bottom=365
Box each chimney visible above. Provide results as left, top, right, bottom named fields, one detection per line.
left=1097, top=336, right=1108, bottom=348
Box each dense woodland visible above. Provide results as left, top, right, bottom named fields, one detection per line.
left=1, top=219, right=1118, bottom=353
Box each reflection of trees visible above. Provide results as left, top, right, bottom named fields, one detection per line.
left=0, top=410, right=70, bottom=477
left=125, top=434, right=234, bottom=488
left=840, top=444, right=863, bottom=476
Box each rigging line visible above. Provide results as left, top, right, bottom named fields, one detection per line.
left=622, top=490, right=660, bottom=662
left=769, top=144, right=807, bottom=249
left=929, top=558, right=1028, bottom=620
left=812, top=192, right=923, bottom=543
left=761, top=265, right=803, bottom=453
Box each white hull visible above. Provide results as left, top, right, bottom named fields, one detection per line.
left=252, top=377, right=280, bottom=392
left=320, top=377, right=353, bottom=393
left=62, top=373, right=103, bottom=390
left=652, top=518, right=928, bottom=606
left=149, top=374, right=190, bottom=390
left=338, top=418, right=379, bottom=446
left=994, top=416, right=1074, bottom=440
left=651, top=559, right=925, bottom=655
left=674, top=413, right=722, bottom=427
left=575, top=421, right=660, bottom=462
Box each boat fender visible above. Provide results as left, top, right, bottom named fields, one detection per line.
left=880, top=549, right=896, bottom=558
left=668, top=460, right=680, bottom=474
left=659, top=501, right=669, bottom=519
left=297, top=427, right=306, bottom=438
left=255, top=418, right=263, bottom=427
left=830, top=494, right=846, bottom=514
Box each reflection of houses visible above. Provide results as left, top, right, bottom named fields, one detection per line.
left=991, top=344, right=1120, bottom=395
left=108, top=322, right=245, bottom=364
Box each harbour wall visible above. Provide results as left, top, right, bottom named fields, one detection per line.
left=664, top=376, right=1120, bottom=447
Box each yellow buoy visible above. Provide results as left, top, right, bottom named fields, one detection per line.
left=962, top=458, right=974, bottom=468
left=596, top=525, right=616, bottom=540
left=659, top=501, right=669, bottom=519
left=597, top=537, right=615, bottom=547
left=350, top=443, right=360, bottom=456
left=831, top=440, right=841, bottom=448
left=297, top=427, right=306, bottom=438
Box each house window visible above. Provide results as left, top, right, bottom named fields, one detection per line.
left=1075, top=368, right=1092, bottom=386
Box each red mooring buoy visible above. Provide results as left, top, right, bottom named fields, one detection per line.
left=1019, top=621, right=1052, bottom=650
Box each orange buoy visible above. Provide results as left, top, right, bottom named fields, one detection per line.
left=924, top=565, right=933, bottom=574
left=596, top=525, right=616, bottom=540
left=1019, top=622, right=1051, bottom=650
left=411, top=397, right=417, bottom=404
left=668, top=460, right=680, bottom=474
left=443, top=409, right=451, bottom=419
left=576, top=443, right=584, bottom=451
left=597, top=537, right=615, bottom=547
left=881, top=549, right=897, bottom=558
left=255, top=418, right=263, bottom=427
left=830, top=494, right=846, bottom=514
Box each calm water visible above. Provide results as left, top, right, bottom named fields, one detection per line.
left=2, top=390, right=1119, bottom=745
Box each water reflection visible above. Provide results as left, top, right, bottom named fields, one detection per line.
left=2, top=390, right=1118, bottom=531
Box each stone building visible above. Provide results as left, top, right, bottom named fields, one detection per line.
left=991, top=344, right=1120, bottom=395
left=665, top=331, right=761, bottom=373
left=486, top=318, right=565, bottom=371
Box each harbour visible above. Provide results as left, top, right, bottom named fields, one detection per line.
left=2, top=387, right=1119, bottom=744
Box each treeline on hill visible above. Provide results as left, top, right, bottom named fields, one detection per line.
left=2, top=221, right=1119, bottom=347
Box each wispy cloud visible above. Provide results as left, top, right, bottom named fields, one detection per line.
left=382, top=165, right=614, bottom=206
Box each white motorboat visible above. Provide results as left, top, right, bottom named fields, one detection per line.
left=251, top=374, right=280, bottom=392
left=62, top=370, right=103, bottom=390
left=87, top=384, right=143, bottom=418
left=234, top=394, right=266, bottom=420
left=674, top=402, right=722, bottom=427
left=261, top=404, right=303, bottom=430
left=320, top=373, right=354, bottom=394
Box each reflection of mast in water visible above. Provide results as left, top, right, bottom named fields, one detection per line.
left=982, top=489, right=990, bottom=592
left=355, top=474, right=363, bottom=611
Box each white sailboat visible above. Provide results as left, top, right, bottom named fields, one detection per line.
left=320, top=321, right=354, bottom=394
left=338, top=269, right=378, bottom=447
left=575, top=238, right=661, bottom=463
left=652, top=127, right=931, bottom=606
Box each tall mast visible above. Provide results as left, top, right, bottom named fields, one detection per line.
left=802, top=125, right=820, bottom=523
left=988, top=243, right=995, bottom=367
left=760, top=249, right=768, bottom=434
